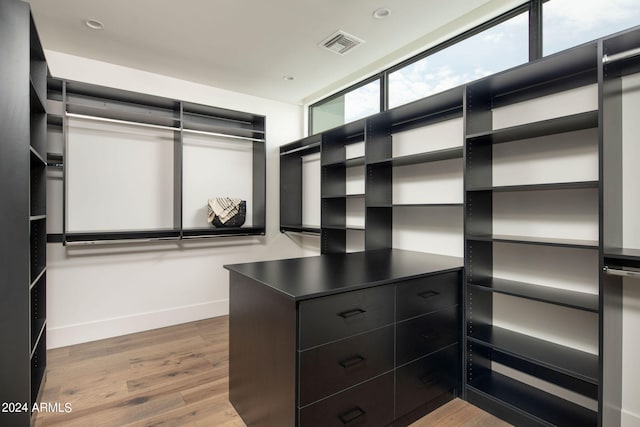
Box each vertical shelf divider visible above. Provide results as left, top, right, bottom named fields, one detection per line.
left=365, top=116, right=392, bottom=251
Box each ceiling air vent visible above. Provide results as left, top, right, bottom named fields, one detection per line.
left=320, top=30, right=364, bottom=55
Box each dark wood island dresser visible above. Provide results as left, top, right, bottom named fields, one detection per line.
left=224, top=249, right=463, bottom=426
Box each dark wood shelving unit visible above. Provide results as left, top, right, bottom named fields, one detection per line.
left=181, top=102, right=265, bottom=237
left=46, top=79, right=266, bottom=244
left=277, top=24, right=640, bottom=427
left=464, top=39, right=603, bottom=427
left=1, top=1, right=48, bottom=424
left=320, top=121, right=367, bottom=253
left=280, top=135, right=321, bottom=234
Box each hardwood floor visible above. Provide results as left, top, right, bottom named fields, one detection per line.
left=34, top=317, right=510, bottom=427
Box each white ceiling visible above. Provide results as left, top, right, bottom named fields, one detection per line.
left=27, top=0, right=523, bottom=105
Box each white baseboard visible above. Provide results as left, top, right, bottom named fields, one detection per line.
left=47, top=299, right=229, bottom=349
left=623, top=408, right=640, bottom=427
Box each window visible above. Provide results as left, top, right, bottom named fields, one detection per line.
left=388, top=12, right=529, bottom=109
left=311, top=79, right=380, bottom=134
left=544, top=0, right=640, bottom=56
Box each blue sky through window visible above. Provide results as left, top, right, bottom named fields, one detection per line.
left=544, top=0, right=640, bottom=56
left=388, top=12, right=529, bottom=109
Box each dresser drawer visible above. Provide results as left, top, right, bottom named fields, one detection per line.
left=396, top=271, right=459, bottom=322
left=396, top=344, right=458, bottom=419
left=299, top=372, right=394, bottom=427
left=299, top=325, right=394, bottom=406
left=299, top=285, right=394, bottom=350
left=396, top=305, right=458, bottom=366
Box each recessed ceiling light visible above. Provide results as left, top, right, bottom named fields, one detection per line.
left=283, top=75, right=295, bottom=81
left=372, top=8, right=391, bottom=19
left=84, top=19, right=104, bottom=30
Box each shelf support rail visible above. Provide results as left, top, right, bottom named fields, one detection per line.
left=602, top=47, right=640, bottom=64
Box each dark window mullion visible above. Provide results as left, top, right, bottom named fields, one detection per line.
left=529, top=0, right=543, bottom=60
left=381, top=73, right=388, bottom=112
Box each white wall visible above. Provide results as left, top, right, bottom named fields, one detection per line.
left=621, top=72, right=640, bottom=427
left=45, top=51, right=320, bottom=348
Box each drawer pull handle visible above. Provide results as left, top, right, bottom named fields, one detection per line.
left=418, top=290, right=440, bottom=299
left=421, top=330, right=439, bottom=341
left=339, top=354, right=366, bottom=369
left=420, top=373, right=439, bottom=388
left=339, top=406, right=366, bottom=425
left=339, top=308, right=366, bottom=319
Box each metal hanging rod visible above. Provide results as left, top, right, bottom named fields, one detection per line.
left=603, top=46, right=640, bottom=64
left=604, top=265, right=640, bottom=278
left=66, top=112, right=181, bottom=132
left=65, top=237, right=180, bottom=246
left=182, top=128, right=264, bottom=143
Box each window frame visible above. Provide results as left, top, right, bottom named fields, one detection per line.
left=309, top=1, right=541, bottom=134
left=309, top=73, right=384, bottom=135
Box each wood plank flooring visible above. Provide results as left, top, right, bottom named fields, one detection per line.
left=34, top=317, right=510, bottom=427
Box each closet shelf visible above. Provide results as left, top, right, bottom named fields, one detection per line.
left=468, top=324, right=598, bottom=384
left=321, top=193, right=365, bottom=199
left=30, top=320, right=46, bottom=356
left=604, top=247, right=640, bottom=263
left=466, top=371, right=597, bottom=427
left=321, top=156, right=365, bottom=168
left=182, top=109, right=256, bottom=126
left=182, top=227, right=265, bottom=238
left=369, top=146, right=463, bottom=167
left=30, top=146, right=46, bottom=166
left=280, top=140, right=320, bottom=156
left=466, top=180, right=599, bottom=192
left=280, top=225, right=321, bottom=234
left=47, top=113, right=63, bottom=127
left=29, top=267, right=46, bottom=290
left=65, top=230, right=181, bottom=244
left=182, top=127, right=264, bottom=142
left=391, top=203, right=464, bottom=208
left=322, top=225, right=365, bottom=231
left=468, top=278, right=598, bottom=312
left=30, top=80, right=46, bottom=114
left=465, top=110, right=598, bottom=145
left=466, top=234, right=598, bottom=249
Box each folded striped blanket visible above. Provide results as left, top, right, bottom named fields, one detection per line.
left=208, top=197, right=243, bottom=225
